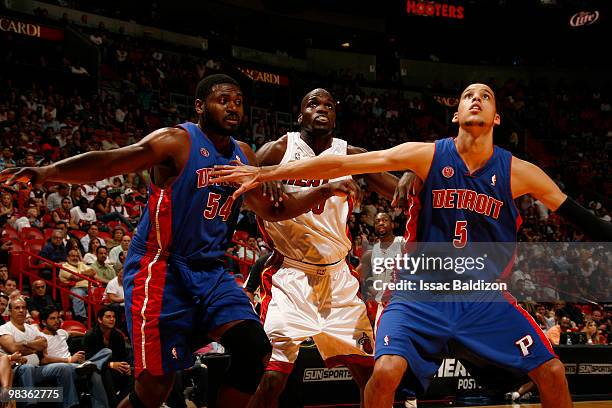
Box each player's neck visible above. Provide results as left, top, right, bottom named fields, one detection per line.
left=300, top=130, right=333, bottom=155
left=455, top=131, right=494, bottom=173
left=198, top=122, right=233, bottom=155
left=380, top=233, right=395, bottom=244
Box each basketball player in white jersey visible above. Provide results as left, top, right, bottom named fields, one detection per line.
left=247, top=88, right=417, bottom=408
left=358, top=212, right=419, bottom=408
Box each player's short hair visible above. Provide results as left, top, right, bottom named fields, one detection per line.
left=195, top=74, right=240, bottom=102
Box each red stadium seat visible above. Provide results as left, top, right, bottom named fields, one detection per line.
left=70, top=230, right=86, bottom=240
left=233, top=230, right=249, bottom=243
left=24, top=239, right=46, bottom=255
left=1, top=228, right=20, bottom=241
left=106, top=220, right=129, bottom=232
left=19, top=227, right=44, bottom=242
left=43, top=228, right=55, bottom=240
left=61, top=320, right=87, bottom=335
left=97, top=231, right=112, bottom=242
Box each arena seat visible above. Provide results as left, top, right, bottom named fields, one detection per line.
left=61, top=319, right=87, bottom=335
left=19, top=227, right=44, bottom=242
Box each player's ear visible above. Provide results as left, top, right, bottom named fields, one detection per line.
left=494, top=113, right=501, bottom=126
left=297, top=114, right=302, bottom=125
left=451, top=112, right=459, bottom=123
left=195, top=99, right=205, bottom=115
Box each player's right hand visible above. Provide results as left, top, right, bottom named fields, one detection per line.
left=391, top=171, right=423, bottom=209
left=0, top=166, right=48, bottom=185
left=326, top=179, right=362, bottom=204
left=210, top=160, right=263, bottom=200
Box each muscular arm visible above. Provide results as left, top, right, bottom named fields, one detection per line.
left=1, top=128, right=189, bottom=185
left=512, top=158, right=612, bottom=241
left=258, top=142, right=433, bottom=184
left=0, top=334, right=46, bottom=355
left=348, top=146, right=398, bottom=200
left=237, top=140, right=342, bottom=222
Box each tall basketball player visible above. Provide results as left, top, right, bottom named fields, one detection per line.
left=245, top=88, right=417, bottom=408
left=0, top=75, right=360, bottom=408
left=211, top=83, right=612, bottom=408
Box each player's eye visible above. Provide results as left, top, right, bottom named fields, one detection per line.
left=234, top=99, right=242, bottom=106
left=464, top=93, right=472, bottom=99
left=483, top=94, right=490, bottom=100
left=309, top=101, right=317, bottom=107
left=326, top=103, right=334, bottom=110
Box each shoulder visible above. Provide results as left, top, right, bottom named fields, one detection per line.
left=256, top=135, right=289, bottom=166
left=0, top=322, right=13, bottom=335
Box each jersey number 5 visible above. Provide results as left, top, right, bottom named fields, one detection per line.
left=453, top=220, right=467, bottom=248
left=204, top=193, right=233, bottom=221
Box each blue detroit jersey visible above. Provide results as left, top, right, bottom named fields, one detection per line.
left=131, top=122, right=248, bottom=262
left=400, top=137, right=521, bottom=285
left=417, top=137, right=520, bottom=243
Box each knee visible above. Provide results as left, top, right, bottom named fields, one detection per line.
left=259, top=371, right=288, bottom=396
left=532, top=359, right=567, bottom=387
left=220, top=320, right=272, bottom=394
left=370, top=356, right=406, bottom=391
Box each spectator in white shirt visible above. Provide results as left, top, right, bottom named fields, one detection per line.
left=109, top=235, right=130, bottom=266
left=47, top=184, right=71, bottom=212
left=70, top=198, right=97, bottom=230
left=80, top=224, right=106, bottom=251
left=0, top=297, right=79, bottom=408
left=39, top=306, right=111, bottom=408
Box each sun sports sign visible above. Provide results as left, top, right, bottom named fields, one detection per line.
left=303, top=367, right=353, bottom=382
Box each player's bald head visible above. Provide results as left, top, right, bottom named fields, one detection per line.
left=301, top=88, right=334, bottom=109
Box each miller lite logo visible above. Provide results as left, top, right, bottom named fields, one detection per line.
left=442, top=166, right=454, bottom=178
left=569, top=11, right=599, bottom=27
left=358, top=332, right=373, bottom=354
left=200, top=148, right=209, bottom=157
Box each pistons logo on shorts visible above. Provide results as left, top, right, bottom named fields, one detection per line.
left=200, top=148, right=210, bottom=157
left=358, top=332, right=373, bottom=354
left=442, top=166, right=454, bottom=178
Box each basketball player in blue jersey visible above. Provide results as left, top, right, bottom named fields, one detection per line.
left=211, top=83, right=612, bottom=408
left=0, top=74, right=363, bottom=408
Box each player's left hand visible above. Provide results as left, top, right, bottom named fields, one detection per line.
left=262, top=181, right=287, bottom=207
left=326, top=179, right=362, bottom=205
left=211, top=160, right=262, bottom=200
left=391, top=171, right=423, bottom=209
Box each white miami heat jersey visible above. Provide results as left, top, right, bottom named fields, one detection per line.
left=262, top=132, right=352, bottom=264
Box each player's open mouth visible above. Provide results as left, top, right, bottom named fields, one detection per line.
left=469, top=104, right=482, bottom=112
left=225, top=117, right=240, bottom=124
left=314, top=116, right=329, bottom=123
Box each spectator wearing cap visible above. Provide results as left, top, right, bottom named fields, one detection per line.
left=70, top=198, right=97, bottom=230
left=47, top=184, right=71, bottom=212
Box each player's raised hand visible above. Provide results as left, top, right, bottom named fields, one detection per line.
left=211, top=160, right=263, bottom=200
left=391, top=171, right=423, bottom=209
left=0, top=166, right=49, bottom=185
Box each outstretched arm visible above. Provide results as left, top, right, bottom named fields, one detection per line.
left=512, top=158, right=612, bottom=241
left=0, top=128, right=188, bottom=185
left=214, top=142, right=434, bottom=199
left=237, top=141, right=360, bottom=222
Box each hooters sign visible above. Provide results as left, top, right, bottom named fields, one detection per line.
left=0, top=17, right=64, bottom=41
left=406, top=1, right=465, bottom=20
